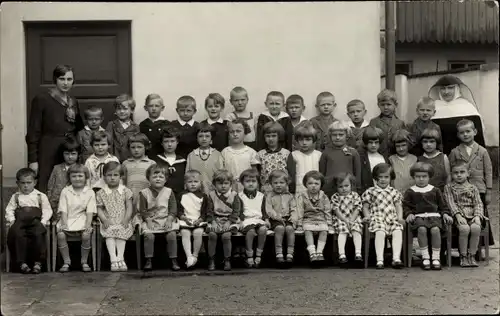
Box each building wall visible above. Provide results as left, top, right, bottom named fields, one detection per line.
left=0, top=2, right=381, bottom=185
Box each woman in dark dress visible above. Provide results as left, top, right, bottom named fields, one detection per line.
left=26, top=65, right=84, bottom=193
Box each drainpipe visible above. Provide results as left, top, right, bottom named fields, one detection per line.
left=0, top=98, right=3, bottom=254
left=385, top=1, right=396, bottom=90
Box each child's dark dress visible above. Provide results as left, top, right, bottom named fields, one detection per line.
left=417, top=153, right=448, bottom=192
left=255, top=112, right=290, bottom=151
left=403, top=185, right=451, bottom=231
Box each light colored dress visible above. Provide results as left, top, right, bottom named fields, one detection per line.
left=178, top=192, right=209, bottom=228
left=239, top=191, right=266, bottom=229
left=291, top=150, right=322, bottom=194
left=389, top=154, right=417, bottom=194
left=84, top=153, right=120, bottom=189
left=331, top=192, right=363, bottom=235
left=57, top=186, right=97, bottom=231
left=361, top=184, right=403, bottom=235
left=186, top=148, right=224, bottom=193
left=257, top=148, right=291, bottom=192
left=221, top=145, right=260, bottom=192
left=139, top=187, right=179, bottom=233
left=96, top=184, right=134, bottom=240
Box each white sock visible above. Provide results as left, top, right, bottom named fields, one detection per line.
left=337, top=233, right=348, bottom=256
left=115, top=239, right=126, bottom=262
left=352, top=231, right=362, bottom=255
left=316, top=240, right=326, bottom=254
left=392, top=230, right=402, bottom=261
left=307, top=245, right=316, bottom=256
left=375, top=231, right=386, bottom=262
left=431, top=248, right=441, bottom=260
left=105, top=238, right=118, bottom=262
left=420, top=246, right=430, bottom=260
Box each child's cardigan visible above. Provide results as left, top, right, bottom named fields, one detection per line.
left=357, top=147, right=389, bottom=194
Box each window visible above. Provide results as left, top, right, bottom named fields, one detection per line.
left=448, top=61, right=484, bottom=71
left=395, top=61, right=413, bottom=76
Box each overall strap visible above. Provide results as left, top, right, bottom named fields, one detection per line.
left=14, top=193, right=20, bottom=208
left=37, top=194, right=42, bottom=207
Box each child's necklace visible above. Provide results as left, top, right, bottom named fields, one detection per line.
left=199, top=148, right=211, bottom=161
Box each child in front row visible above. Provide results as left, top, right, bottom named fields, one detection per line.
left=206, top=170, right=242, bottom=271
left=201, top=93, right=229, bottom=152
left=226, top=86, right=257, bottom=149
left=362, top=163, right=405, bottom=269
left=265, top=170, right=297, bottom=264
left=84, top=131, right=120, bottom=192
left=403, top=162, right=453, bottom=270
left=346, top=99, right=369, bottom=149
left=139, top=164, right=180, bottom=272
left=311, top=91, right=338, bottom=151
left=358, top=126, right=389, bottom=194
left=56, top=164, right=96, bottom=273
left=292, top=121, right=322, bottom=194
left=255, top=91, right=290, bottom=151
left=77, top=106, right=105, bottom=163
left=6, top=168, right=53, bottom=274
left=296, top=171, right=332, bottom=262
left=331, top=173, right=363, bottom=264
left=139, top=94, right=170, bottom=160
left=279, top=94, right=308, bottom=151
left=178, top=170, right=210, bottom=269
left=239, top=168, right=269, bottom=268
left=417, top=128, right=450, bottom=193
left=96, top=162, right=134, bottom=272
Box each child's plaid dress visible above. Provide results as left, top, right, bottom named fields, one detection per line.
left=361, top=185, right=403, bottom=235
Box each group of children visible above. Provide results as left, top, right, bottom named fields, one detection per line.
left=6, top=87, right=493, bottom=274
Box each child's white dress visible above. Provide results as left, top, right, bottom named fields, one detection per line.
left=178, top=192, right=208, bottom=228
left=239, top=192, right=266, bottom=229
left=57, top=186, right=97, bottom=232
left=331, top=192, right=363, bottom=235
left=221, top=146, right=260, bottom=192
left=361, top=185, right=403, bottom=235
left=96, top=184, right=134, bottom=240
left=292, top=150, right=322, bottom=194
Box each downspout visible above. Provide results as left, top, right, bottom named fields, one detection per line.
left=385, top=1, right=396, bottom=90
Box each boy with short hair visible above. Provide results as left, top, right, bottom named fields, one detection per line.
left=200, top=93, right=229, bottom=152
left=169, top=95, right=200, bottom=159
left=139, top=94, right=170, bottom=160
left=225, top=86, right=257, bottom=149
left=6, top=168, right=53, bottom=274
left=369, top=89, right=406, bottom=157
left=77, top=106, right=106, bottom=162
left=310, top=91, right=338, bottom=151
left=279, top=94, right=308, bottom=151
left=345, top=99, right=369, bottom=149
left=255, top=91, right=289, bottom=151
left=408, top=96, right=442, bottom=156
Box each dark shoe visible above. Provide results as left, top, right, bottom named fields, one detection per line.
left=223, top=259, right=231, bottom=271
left=171, top=258, right=180, bottom=271
left=468, top=254, right=479, bottom=268
left=81, top=263, right=92, bottom=272
left=338, top=256, right=348, bottom=264
left=376, top=261, right=384, bottom=269
left=208, top=258, right=216, bottom=271
left=143, top=258, right=153, bottom=272
left=59, top=263, right=70, bottom=273
left=431, top=259, right=441, bottom=270
left=276, top=254, right=285, bottom=264
left=254, top=256, right=262, bottom=268
left=392, top=260, right=404, bottom=269
left=354, top=255, right=363, bottom=262
left=460, top=255, right=470, bottom=268
left=20, top=263, right=31, bottom=274
left=32, top=262, right=42, bottom=274
left=316, top=254, right=325, bottom=261
left=421, top=259, right=431, bottom=270
left=286, top=254, right=294, bottom=264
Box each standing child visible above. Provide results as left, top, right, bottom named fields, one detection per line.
left=319, top=121, right=361, bottom=198
left=369, top=89, right=406, bottom=157
left=239, top=168, right=269, bottom=268
left=56, top=164, right=96, bottom=273
left=77, top=107, right=105, bottom=162
left=139, top=164, right=180, bottom=272
left=186, top=123, right=224, bottom=194
left=331, top=173, right=363, bottom=264
left=417, top=128, right=451, bottom=192
left=6, top=168, right=53, bottom=274
left=106, top=94, right=140, bottom=162
left=408, top=96, right=442, bottom=157
left=291, top=121, right=322, bottom=194
left=362, top=163, right=405, bottom=269
left=84, top=131, right=120, bottom=191
left=96, top=162, right=134, bottom=272
left=221, top=119, right=260, bottom=192
left=169, top=95, right=200, bottom=159
left=226, top=86, right=257, bottom=149
left=444, top=161, right=484, bottom=267
left=358, top=126, right=389, bottom=194
left=403, top=162, right=453, bottom=270
left=200, top=93, right=229, bottom=152
left=310, top=91, right=338, bottom=151
left=178, top=170, right=211, bottom=268
left=255, top=91, right=290, bottom=151
left=139, top=94, right=170, bottom=160
left=295, top=171, right=332, bottom=262
left=279, top=94, right=308, bottom=151
left=257, top=122, right=295, bottom=194
left=265, top=170, right=298, bottom=264
left=389, top=129, right=418, bottom=194
left=206, top=169, right=242, bottom=271
left=345, top=99, right=369, bottom=149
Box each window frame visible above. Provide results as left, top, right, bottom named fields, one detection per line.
left=395, top=61, right=413, bottom=76
left=447, top=60, right=485, bottom=71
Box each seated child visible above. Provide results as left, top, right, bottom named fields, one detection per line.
left=279, top=94, right=308, bottom=151
left=200, top=93, right=229, bottom=152
left=389, top=129, right=418, bottom=194
left=56, top=164, right=96, bottom=273
left=291, top=121, right=322, bottom=194
left=265, top=170, right=298, bottom=264
left=408, top=96, right=442, bottom=157
left=206, top=169, right=242, bottom=271
left=84, top=131, right=120, bottom=192
left=225, top=86, right=256, bottom=149
left=444, top=161, right=484, bottom=268
left=417, top=128, right=450, bottom=192
left=139, top=94, right=170, bottom=160
left=345, top=99, right=369, bottom=149
left=178, top=170, right=211, bottom=269
left=139, top=164, right=180, bottom=272
left=96, top=162, right=135, bottom=272
left=238, top=168, right=269, bottom=268
left=6, top=168, right=53, bottom=274
left=255, top=91, right=289, bottom=151
left=362, top=163, right=405, bottom=269
left=310, top=91, right=338, bottom=151
left=296, top=171, right=332, bottom=263
left=403, top=162, right=453, bottom=270
left=169, top=95, right=200, bottom=159
left=358, top=126, right=389, bottom=194
left=331, top=173, right=363, bottom=264
left=77, top=106, right=105, bottom=163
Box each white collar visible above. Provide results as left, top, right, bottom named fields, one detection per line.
left=291, top=116, right=307, bottom=126
left=84, top=125, right=105, bottom=131
left=410, top=184, right=434, bottom=193
left=67, top=185, right=91, bottom=195
left=89, top=153, right=115, bottom=161
left=207, top=117, right=224, bottom=124
left=423, top=151, right=442, bottom=158
left=178, top=118, right=195, bottom=126
left=346, top=120, right=369, bottom=128
left=149, top=116, right=166, bottom=123
left=102, top=184, right=126, bottom=195
left=262, top=111, right=288, bottom=121
left=157, top=154, right=186, bottom=165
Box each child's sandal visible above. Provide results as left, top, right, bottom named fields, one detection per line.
left=338, top=255, right=348, bottom=264
left=32, top=262, right=42, bottom=274
left=59, top=263, right=71, bottom=273
left=81, top=263, right=91, bottom=272
left=309, top=253, right=317, bottom=262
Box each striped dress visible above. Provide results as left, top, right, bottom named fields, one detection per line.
left=123, top=157, right=156, bottom=225
left=389, top=154, right=417, bottom=194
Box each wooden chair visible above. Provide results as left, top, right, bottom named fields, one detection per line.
left=51, top=220, right=98, bottom=272
left=5, top=223, right=51, bottom=272
left=95, top=222, right=141, bottom=271
left=363, top=223, right=407, bottom=268
left=448, top=217, right=490, bottom=265
left=406, top=224, right=453, bottom=268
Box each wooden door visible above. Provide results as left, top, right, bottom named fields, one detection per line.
left=25, top=21, right=132, bottom=127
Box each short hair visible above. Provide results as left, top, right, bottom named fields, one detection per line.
left=377, top=89, right=398, bottom=105
left=161, top=126, right=181, bottom=142
left=128, top=133, right=151, bottom=149
left=239, top=168, right=260, bottom=183
left=53, top=64, right=74, bottom=84
left=416, top=96, right=435, bottom=109
left=91, top=130, right=111, bottom=145
left=420, top=128, right=442, bottom=145
left=332, top=172, right=357, bottom=191
left=196, top=122, right=215, bottom=138
left=228, top=118, right=251, bottom=135
left=83, top=106, right=103, bottom=120
left=67, top=164, right=90, bottom=181
left=268, top=170, right=289, bottom=184
left=212, top=169, right=234, bottom=185
left=410, top=162, right=435, bottom=178
left=294, top=121, right=318, bottom=141
left=205, top=93, right=225, bottom=109
left=302, top=170, right=325, bottom=187
left=362, top=126, right=384, bottom=145
left=266, top=91, right=285, bottom=103
left=451, top=159, right=469, bottom=171
left=176, top=95, right=196, bottom=110
left=328, top=121, right=352, bottom=139
left=346, top=99, right=365, bottom=110
left=230, top=86, right=248, bottom=99
left=145, top=164, right=168, bottom=179
left=102, top=161, right=123, bottom=176
left=145, top=93, right=164, bottom=106
left=316, top=91, right=335, bottom=105
left=114, top=94, right=136, bottom=111
left=286, top=94, right=304, bottom=107
left=59, top=136, right=81, bottom=160
left=185, top=169, right=202, bottom=182
left=263, top=121, right=285, bottom=141
left=456, top=119, right=476, bottom=130
left=16, top=168, right=37, bottom=181
left=372, top=163, right=396, bottom=181
left=391, top=129, right=412, bottom=146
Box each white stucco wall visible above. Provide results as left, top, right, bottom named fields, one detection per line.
left=0, top=2, right=381, bottom=185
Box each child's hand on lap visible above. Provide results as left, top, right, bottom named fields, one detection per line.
left=456, top=214, right=467, bottom=226
left=164, top=219, right=173, bottom=230
left=193, top=218, right=203, bottom=226
left=102, top=219, right=112, bottom=229
left=473, top=216, right=481, bottom=226
left=443, top=214, right=453, bottom=225
left=406, top=214, right=415, bottom=223
left=146, top=218, right=154, bottom=230
left=84, top=226, right=93, bottom=234
left=265, top=219, right=271, bottom=228
left=397, top=218, right=406, bottom=225
left=363, top=215, right=370, bottom=223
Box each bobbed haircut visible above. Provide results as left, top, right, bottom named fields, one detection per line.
left=145, top=164, right=169, bottom=180
left=145, top=93, right=164, bottom=106
left=328, top=121, right=352, bottom=139
left=128, top=133, right=151, bottom=149
left=212, top=169, right=234, bottom=185
left=391, top=129, right=412, bottom=146
left=161, top=126, right=181, bottom=142
left=114, top=94, right=136, bottom=111
left=286, top=94, right=304, bottom=107
left=410, top=161, right=435, bottom=178
left=16, top=168, right=37, bottom=181
left=302, top=170, right=325, bottom=187
left=268, top=170, right=290, bottom=184
left=332, top=172, right=357, bottom=191
left=239, top=168, right=260, bottom=184
left=53, top=64, right=74, bottom=84
left=196, top=122, right=215, bottom=138
left=83, top=106, right=103, bottom=120
left=294, top=121, right=318, bottom=141
left=263, top=121, right=285, bottom=141
left=205, top=93, right=225, bottom=109
left=372, top=163, right=396, bottom=181
left=102, top=161, right=123, bottom=176
left=377, top=89, right=398, bottom=106
left=420, top=128, right=442, bottom=145
left=67, top=164, right=90, bottom=181
left=266, top=91, right=285, bottom=102
left=176, top=95, right=196, bottom=110
left=228, top=118, right=251, bottom=135
left=59, top=136, right=81, bottom=161
left=91, top=130, right=111, bottom=145
left=362, top=126, right=384, bottom=145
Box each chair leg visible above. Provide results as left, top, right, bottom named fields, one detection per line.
left=91, top=230, right=96, bottom=271
left=407, top=228, right=412, bottom=268
left=46, top=229, right=51, bottom=273
left=484, top=222, right=490, bottom=265
left=52, top=225, right=57, bottom=272
left=364, top=224, right=369, bottom=269
left=97, top=232, right=101, bottom=271
left=6, top=247, right=10, bottom=273
left=136, top=231, right=141, bottom=270
left=446, top=228, right=452, bottom=268
left=402, top=225, right=407, bottom=267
